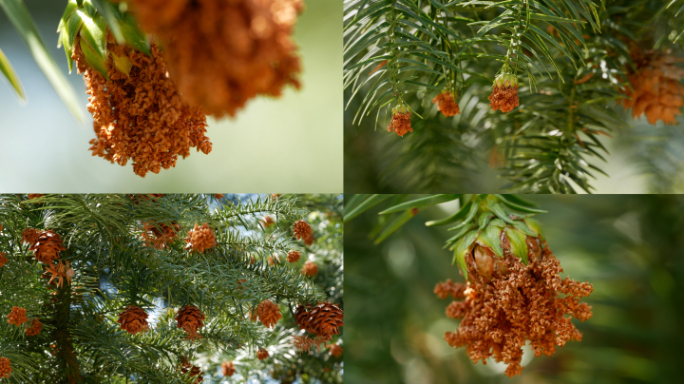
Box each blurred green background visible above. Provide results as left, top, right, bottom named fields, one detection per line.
left=345, top=194, right=684, bottom=384
left=0, top=0, right=342, bottom=193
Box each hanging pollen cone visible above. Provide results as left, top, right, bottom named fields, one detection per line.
left=287, top=250, right=301, bottom=262
left=256, top=299, right=282, bottom=328
left=176, top=305, right=205, bottom=340
left=329, top=343, right=343, bottom=358
left=117, top=306, right=149, bottom=335
left=127, top=0, right=304, bottom=118
left=432, top=91, right=460, bottom=116
left=292, top=220, right=312, bottom=241
left=621, top=46, right=684, bottom=125
left=25, top=319, right=43, bottom=336
left=0, top=253, right=7, bottom=268
left=488, top=73, right=519, bottom=113
left=142, top=221, right=180, bottom=250
left=0, top=357, right=11, bottom=380
left=7, top=307, right=28, bottom=326
left=73, top=38, right=211, bottom=178
left=387, top=105, right=412, bottom=137
left=302, top=261, right=318, bottom=276
left=185, top=223, right=217, bottom=253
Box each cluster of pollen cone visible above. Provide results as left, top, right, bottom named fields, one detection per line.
left=621, top=46, right=684, bottom=125
left=74, top=0, right=304, bottom=176
left=435, top=230, right=593, bottom=377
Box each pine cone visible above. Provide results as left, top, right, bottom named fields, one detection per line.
left=256, top=348, right=269, bottom=360
left=21, top=228, right=40, bottom=247
left=181, top=361, right=204, bottom=384
left=294, top=304, right=311, bottom=330
left=141, top=221, right=180, bottom=250
left=117, top=306, right=149, bottom=335
left=127, top=0, right=304, bottom=118
left=257, top=299, right=282, bottom=328
left=185, top=223, right=217, bottom=253
left=286, top=250, right=301, bottom=263
left=176, top=305, right=205, bottom=340
left=302, top=261, right=318, bottom=277
left=329, top=343, right=343, bottom=358
left=25, top=318, right=43, bottom=336
left=7, top=307, right=28, bottom=326
left=221, top=361, right=236, bottom=377
left=0, top=357, right=11, bottom=380
left=432, top=91, right=460, bottom=116
left=303, top=232, right=315, bottom=246
left=29, top=230, right=66, bottom=265
left=292, top=220, right=312, bottom=241
left=306, top=303, right=344, bottom=338
left=0, top=253, right=7, bottom=268
left=74, top=40, right=211, bottom=177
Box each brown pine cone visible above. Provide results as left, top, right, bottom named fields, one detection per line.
left=0, top=253, right=7, bottom=268
left=221, top=361, right=236, bottom=377
left=292, top=220, right=312, bottom=241
left=21, top=228, right=40, bottom=247
left=29, top=230, right=66, bottom=264
left=117, top=306, right=149, bottom=335
left=256, top=299, right=282, bottom=328
left=432, top=91, right=460, bottom=117
left=294, top=304, right=311, bottom=330
left=185, top=223, right=217, bottom=253
left=256, top=348, right=269, bottom=360
left=0, top=357, right=11, bottom=380
left=329, top=343, right=343, bottom=358
left=181, top=361, right=204, bottom=384
left=302, top=261, right=318, bottom=277
left=7, top=307, right=28, bottom=326
left=306, top=303, right=344, bottom=338
left=25, top=319, right=43, bottom=336
left=286, top=250, right=301, bottom=263
left=176, top=305, right=205, bottom=340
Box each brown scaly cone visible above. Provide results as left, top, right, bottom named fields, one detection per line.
left=0, top=253, right=7, bottom=268
left=287, top=250, right=301, bottom=263
left=44, top=261, right=74, bottom=289
left=329, top=343, right=343, bottom=358
left=621, top=46, right=684, bottom=125
left=256, top=348, right=270, bottom=360
left=117, top=306, right=150, bottom=335
left=387, top=106, right=412, bottom=137
left=256, top=299, right=282, bottom=328
left=303, top=231, right=315, bottom=246
left=127, top=0, right=304, bottom=118
left=293, top=220, right=312, bottom=241
left=184, top=223, right=217, bottom=253
left=141, top=221, right=180, bottom=250
left=0, top=357, right=10, bottom=380
left=26, top=230, right=66, bottom=265
left=73, top=39, right=211, bottom=177
left=181, top=359, right=204, bottom=384
left=488, top=73, right=519, bottom=113
left=432, top=91, right=460, bottom=117
left=295, top=303, right=344, bottom=338
left=7, top=307, right=28, bottom=326
left=302, top=260, right=318, bottom=277
left=222, top=361, right=236, bottom=377
left=176, top=305, right=205, bottom=340
left=439, top=238, right=593, bottom=377
left=25, top=318, right=43, bottom=337
left=261, top=215, right=275, bottom=228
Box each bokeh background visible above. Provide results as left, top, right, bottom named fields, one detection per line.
left=0, top=0, right=342, bottom=193
left=345, top=194, right=684, bottom=384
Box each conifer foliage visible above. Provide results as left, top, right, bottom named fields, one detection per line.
left=345, top=0, right=684, bottom=193
left=0, top=194, right=343, bottom=383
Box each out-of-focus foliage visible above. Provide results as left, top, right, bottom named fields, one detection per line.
left=345, top=194, right=684, bottom=383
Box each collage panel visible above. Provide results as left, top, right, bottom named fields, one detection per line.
left=0, top=0, right=342, bottom=192
left=0, top=194, right=343, bottom=383
left=345, top=194, right=684, bottom=383
left=344, top=0, right=684, bottom=194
